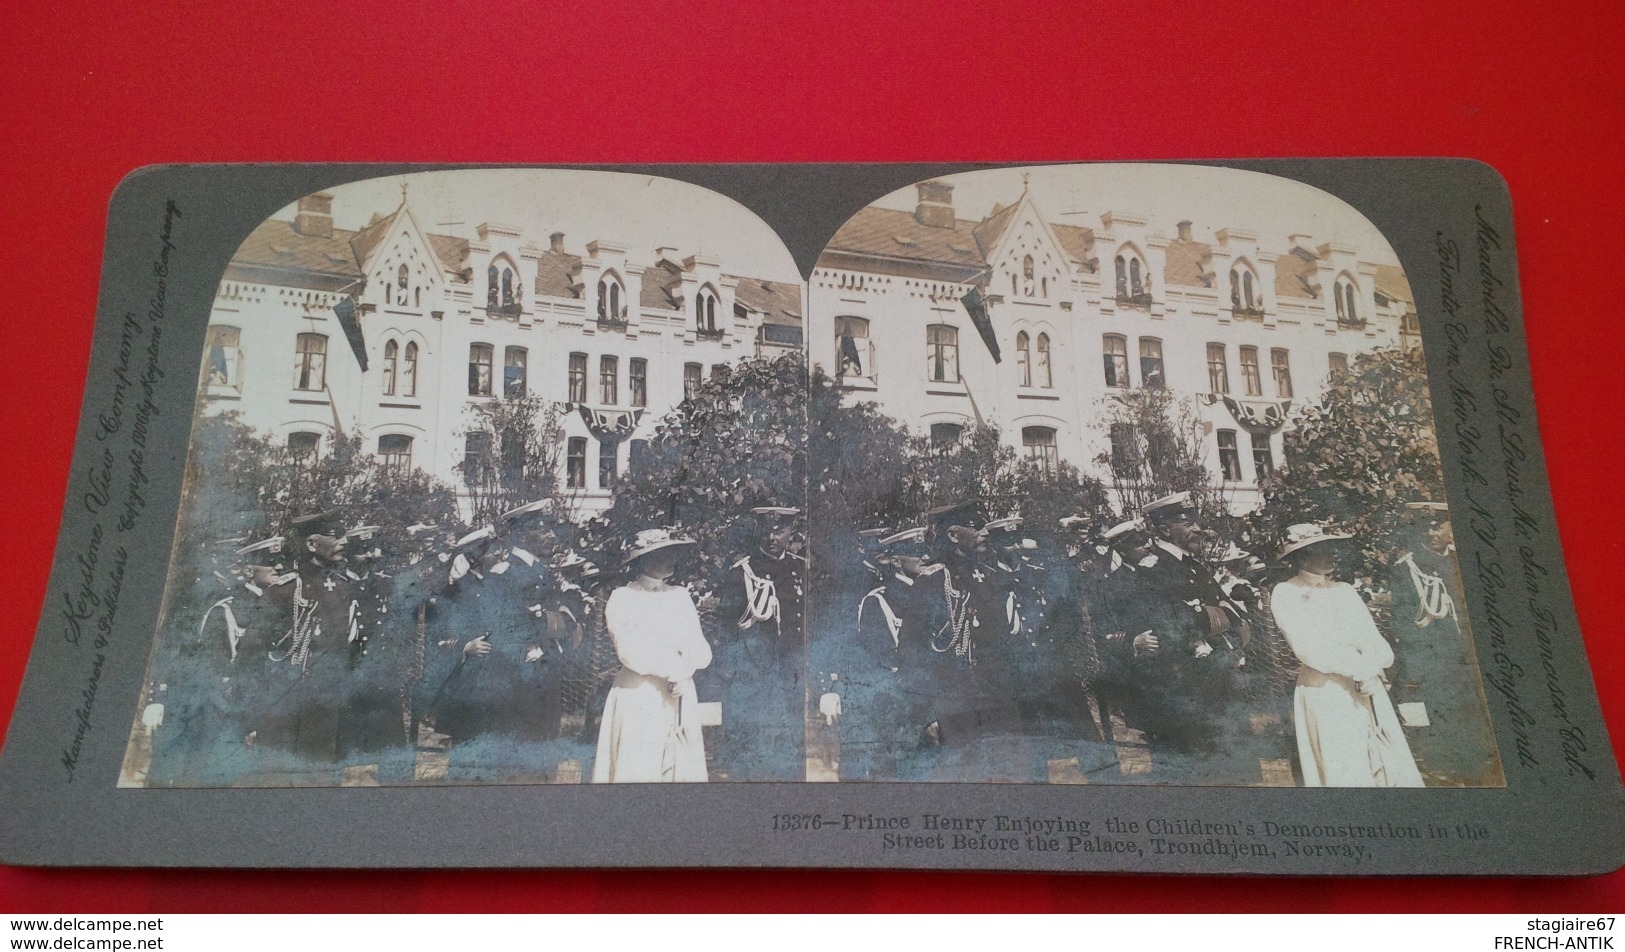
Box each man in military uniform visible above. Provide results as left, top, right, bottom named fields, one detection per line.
left=827, top=527, right=945, bottom=780
left=1131, top=492, right=1248, bottom=756
left=926, top=500, right=1027, bottom=781
left=255, top=509, right=360, bottom=774
left=1389, top=501, right=1501, bottom=786
left=714, top=506, right=807, bottom=781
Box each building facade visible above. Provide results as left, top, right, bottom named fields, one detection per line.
left=204, top=191, right=804, bottom=515
left=809, top=180, right=1419, bottom=511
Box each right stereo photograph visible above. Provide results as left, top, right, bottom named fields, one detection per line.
left=802, top=163, right=1503, bottom=789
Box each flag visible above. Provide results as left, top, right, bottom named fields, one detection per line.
left=961, top=286, right=1001, bottom=363
left=333, top=296, right=369, bottom=372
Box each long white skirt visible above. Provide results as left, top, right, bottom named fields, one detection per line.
left=592, top=670, right=707, bottom=783
left=1294, top=667, right=1423, bottom=787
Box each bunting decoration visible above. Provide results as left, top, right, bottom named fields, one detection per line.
left=1200, top=394, right=1293, bottom=433
left=577, top=405, right=644, bottom=442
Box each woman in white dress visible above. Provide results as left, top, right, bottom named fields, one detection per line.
left=1271, top=523, right=1423, bottom=788
left=592, top=529, right=714, bottom=783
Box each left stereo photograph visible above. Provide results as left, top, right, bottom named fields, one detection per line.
left=116, top=169, right=813, bottom=789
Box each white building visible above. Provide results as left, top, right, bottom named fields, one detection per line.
left=203, top=190, right=804, bottom=514
left=809, top=180, right=1419, bottom=511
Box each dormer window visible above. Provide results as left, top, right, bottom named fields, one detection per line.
left=1115, top=250, right=1151, bottom=304
left=597, top=273, right=625, bottom=324
left=1335, top=275, right=1362, bottom=328
left=1230, top=262, right=1261, bottom=314
left=696, top=287, right=721, bottom=338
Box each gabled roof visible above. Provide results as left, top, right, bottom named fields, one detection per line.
left=230, top=219, right=364, bottom=285
left=1274, top=245, right=1323, bottom=300
left=1051, top=223, right=1097, bottom=272
left=1372, top=264, right=1414, bottom=307
left=535, top=248, right=582, bottom=298
left=822, top=206, right=987, bottom=271
left=428, top=235, right=469, bottom=275
left=1164, top=237, right=1214, bottom=289
left=971, top=202, right=1019, bottom=260
left=732, top=276, right=803, bottom=327
left=640, top=259, right=685, bottom=310
left=348, top=211, right=397, bottom=269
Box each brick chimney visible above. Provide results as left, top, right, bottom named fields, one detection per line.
left=915, top=180, right=955, bottom=229
left=550, top=231, right=565, bottom=253
left=1176, top=220, right=1193, bottom=242
left=293, top=193, right=334, bottom=238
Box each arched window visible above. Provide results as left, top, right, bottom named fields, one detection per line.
left=1016, top=331, right=1032, bottom=387
left=1335, top=276, right=1360, bottom=327
left=835, top=316, right=873, bottom=381
left=382, top=339, right=398, bottom=396
left=414, top=287, right=421, bottom=308
left=378, top=434, right=413, bottom=473
left=501, top=267, right=515, bottom=307
left=1041, top=276, right=1048, bottom=298
left=294, top=333, right=327, bottom=391
left=1117, top=250, right=1149, bottom=301
left=598, top=273, right=624, bottom=322
left=397, top=264, right=409, bottom=306
left=487, top=264, right=499, bottom=308
left=1230, top=264, right=1259, bottom=312
left=1023, top=426, right=1059, bottom=476
left=1011, top=273, right=1018, bottom=296
left=930, top=422, right=964, bottom=449
left=696, top=288, right=719, bottom=334
left=402, top=342, right=418, bottom=397
left=1022, top=255, right=1035, bottom=296
left=1035, top=333, right=1052, bottom=388
left=288, top=431, right=321, bottom=466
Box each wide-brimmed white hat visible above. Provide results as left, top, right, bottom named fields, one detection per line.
left=1277, top=523, right=1352, bottom=560
left=623, top=528, right=696, bottom=564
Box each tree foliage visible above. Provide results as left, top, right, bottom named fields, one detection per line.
left=578, top=352, right=809, bottom=593
left=1094, top=388, right=1230, bottom=527
left=1245, top=347, right=1442, bottom=588
left=456, top=392, right=569, bottom=526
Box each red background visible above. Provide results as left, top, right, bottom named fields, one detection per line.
left=2, top=0, right=1621, bottom=912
